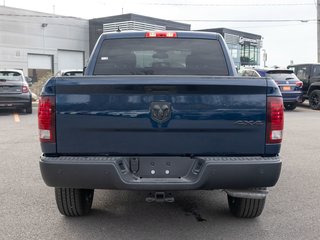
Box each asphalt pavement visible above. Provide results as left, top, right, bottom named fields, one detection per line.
left=0, top=103, right=319, bottom=240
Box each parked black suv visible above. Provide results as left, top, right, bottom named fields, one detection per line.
left=287, top=64, right=320, bottom=110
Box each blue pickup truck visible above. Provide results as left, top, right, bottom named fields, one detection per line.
left=39, top=31, right=283, bottom=218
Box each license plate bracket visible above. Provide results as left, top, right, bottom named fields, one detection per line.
left=130, top=157, right=195, bottom=178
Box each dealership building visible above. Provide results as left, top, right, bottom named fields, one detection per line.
left=199, top=28, right=262, bottom=68
left=0, top=6, right=262, bottom=81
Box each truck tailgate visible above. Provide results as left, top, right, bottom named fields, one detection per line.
left=55, top=76, right=267, bottom=156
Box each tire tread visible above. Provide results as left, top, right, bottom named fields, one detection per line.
left=228, top=195, right=266, bottom=218
left=54, top=188, right=94, bottom=217
left=309, top=90, right=320, bottom=110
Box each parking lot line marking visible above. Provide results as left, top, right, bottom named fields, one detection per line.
left=13, top=113, right=20, bottom=123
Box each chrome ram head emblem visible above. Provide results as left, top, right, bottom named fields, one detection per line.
left=150, top=102, right=171, bottom=123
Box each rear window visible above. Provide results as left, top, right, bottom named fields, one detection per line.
left=94, top=38, right=229, bottom=76
left=0, top=71, right=22, bottom=81
left=266, top=71, right=299, bottom=81
left=312, top=65, right=320, bottom=77
left=63, top=71, right=83, bottom=76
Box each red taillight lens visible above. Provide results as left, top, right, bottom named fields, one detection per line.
left=145, top=32, right=177, bottom=38
left=295, top=81, right=303, bottom=87
left=266, top=97, right=284, bottom=144
left=22, top=85, right=29, bottom=93
left=38, top=96, right=56, bottom=143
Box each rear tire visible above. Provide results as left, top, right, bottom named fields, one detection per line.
left=227, top=195, right=266, bottom=218
left=284, top=103, right=297, bottom=111
left=309, top=90, right=320, bottom=110
left=26, top=102, right=32, bottom=114
left=55, top=188, right=94, bottom=217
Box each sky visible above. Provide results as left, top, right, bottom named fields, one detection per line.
left=1, top=0, right=318, bottom=67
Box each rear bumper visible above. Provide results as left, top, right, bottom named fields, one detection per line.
left=282, top=92, right=303, bottom=103
left=0, top=93, right=31, bottom=109
left=40, top=155, right=281, bottom=190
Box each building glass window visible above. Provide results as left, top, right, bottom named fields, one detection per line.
left=240, top=43, right=260, bottom=66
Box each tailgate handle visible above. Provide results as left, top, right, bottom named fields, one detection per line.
left=144, top=86, right=176, bottom=92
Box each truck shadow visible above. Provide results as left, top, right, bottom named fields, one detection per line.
left=93, top=190, right=222, bottom=222
left=57, top=190, right=266, bottom=240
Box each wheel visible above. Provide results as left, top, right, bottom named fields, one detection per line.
left=227, top=195, right=266, bottom=218
left=284, top=103, right=297, bottom=111
left=309, top=90, right=320, bottom=110
left=55, top=188, right=94, bottom=216
left=26, top=102, right=32, bottom=114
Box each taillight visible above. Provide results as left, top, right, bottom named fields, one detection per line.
left=266, top=97, right=284, bottom=144
left=22, top=85, right=29, bottom=93
left=295, top=81, right=303, bottom=87
left=145, top=32, right=177, bottom=38
left=38, top=96, right=56, bottom=143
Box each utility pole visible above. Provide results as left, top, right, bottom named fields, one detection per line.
left=262, top=49, right=267, bottom=67
left=318, top=0, right=320, bottom=62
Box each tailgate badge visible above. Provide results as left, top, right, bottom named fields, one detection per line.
left=234, top=120, right=264, bottom=126
left=150, top=102, right=171, bottom=123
